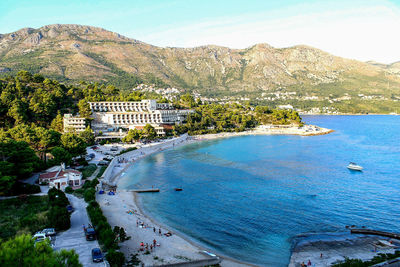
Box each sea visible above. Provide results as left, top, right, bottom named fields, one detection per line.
left=118, top=115, right=400, bottom=266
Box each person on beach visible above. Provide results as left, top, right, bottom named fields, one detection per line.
left=153, top=239, right=157, bottom=246
left=153, top=227, right=156, bottom=233
left=307, top=260, right=311, bottom=266
left=320, top=253, right=323, bottom=258
left=159, top=228, right=162, bottom=235
left=301, top=262, right=305, bottom=267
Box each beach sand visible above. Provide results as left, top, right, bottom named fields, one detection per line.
left=98, top=190, right=251, bottom=266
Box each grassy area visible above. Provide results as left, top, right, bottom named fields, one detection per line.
left=117, top=147, right=137, bottom=155
left=82, top=164, right=98, bottom=179
left=96, top=166, right=107, bottom=178
left=0, top=196, right=49, bottom=240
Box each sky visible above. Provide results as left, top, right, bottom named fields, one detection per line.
left=1, top=0, right=400, bottom=63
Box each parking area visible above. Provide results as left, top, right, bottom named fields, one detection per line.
left=53, top=194, right=106, bottom=266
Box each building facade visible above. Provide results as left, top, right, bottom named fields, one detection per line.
left=39, top=168, right=82, bottom=191
left=63, top=114, right=87, bottom=132
left=63, top=100, right=193, bottom=136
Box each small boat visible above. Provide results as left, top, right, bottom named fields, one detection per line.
left=347, top=162, right=363, bottom=171
left=174, top=188, right=183, bottom=191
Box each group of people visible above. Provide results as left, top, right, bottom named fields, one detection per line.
left=300, top=259, right=312, bottom=267
left=117, top=157, right=129, bottom=163
left=139, top=239, right=159, bottom=253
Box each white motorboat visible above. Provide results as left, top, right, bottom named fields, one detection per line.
left=347, top=162, right=363, bottom=171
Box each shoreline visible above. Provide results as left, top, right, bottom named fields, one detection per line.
left=100, top=124, right=334, bottom=266
left=132, top=191, right=259, bottom=267
left=288, top=232, right=397, bottom=266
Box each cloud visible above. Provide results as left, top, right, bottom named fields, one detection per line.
left=133, top=1, right=400, bottom=63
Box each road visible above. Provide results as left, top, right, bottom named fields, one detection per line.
left=54, top=194, right=106, bottom=266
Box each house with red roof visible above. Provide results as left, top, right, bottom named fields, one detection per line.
left=39, top=165, right=82, bottom=191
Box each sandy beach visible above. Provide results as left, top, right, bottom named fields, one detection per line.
left=98, top=190, right=252, bottom=266
left=98, top=124, right=334, bottom=266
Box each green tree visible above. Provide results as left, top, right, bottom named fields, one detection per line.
left=0, top=234, right=82, bottom=267
left=106, top=250, right=125, bottom=267
left=51, top=112, right=64, bottom=132
left=77, top=99, right=91, bottom=118
left=143, top=124, right=157, bottom=140
left=61, top=133, right=86, bottom=157
left=122, top=128, right=142, bottom=143
left=48, top=206, right=71, bottom=231
left=180, top=93, right=196, bottom=108
left=79, top=126, right=95, bottom=145
left=34, top=127, right=61, bottom=161
left=51, top=147, right=72, bottom=165
left=7, top=99, right=28, bottom=124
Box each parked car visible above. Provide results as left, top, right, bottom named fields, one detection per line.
left=85, top=227, right=96, bottom=241
left=33, top=233, right=48, bottom=245
left=89, top=153, right=95, bottom=158
left=41, top=228, right=56, bottom=237
left=98, top=160, right=109, bottom=166
left=91, top=248, right=104, bottom=263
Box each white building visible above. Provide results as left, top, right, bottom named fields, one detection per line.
left=64, top=100, right=193, bottom=136
left=278, top=104, right=294, bottom=110
left=89, top=100, right=193, bottom=135
left=63, top=114, right=86, bottom=133
left=39, top=166, right=82, bottom=191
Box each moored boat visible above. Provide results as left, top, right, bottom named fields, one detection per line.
left=347, top=162, right=363, bottom=171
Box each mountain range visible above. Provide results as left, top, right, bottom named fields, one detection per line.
left=0, top=24, right=399, bottom=113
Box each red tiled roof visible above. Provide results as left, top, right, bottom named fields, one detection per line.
left=161, top=124, right=173, bottom=130
left=39, top=171, right=60, bottom=179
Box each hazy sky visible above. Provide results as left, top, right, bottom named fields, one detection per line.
left=1, top=0, right=400, bottom=63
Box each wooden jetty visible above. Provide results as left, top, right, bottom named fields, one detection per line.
left=132, top=188, right=160, bottom=193
left=351, top=229, right=400, bottom=239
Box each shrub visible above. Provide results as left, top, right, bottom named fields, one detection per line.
left=10, top=182, right=41, bottom=196
left=83, top=188, right=96, bottom=202
left=82, top=180, right=92, bottom=190
left=48, top=188, right=70, bottom=207
left=91, top=178, right=99, bottom=187
left=106, top=250, right=125, bottom=267
left=127, top=254, right=141, bottom=266
left=47, top=206, right=70, bottom=231
left=76, top=157, right=88, bottom=166
left=82, top=164, right=97, bottom=179
left=117, top=147, right=137, bottom=155
left=64, top=186, right=73, bottom=194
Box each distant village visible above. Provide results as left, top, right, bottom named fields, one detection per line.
left=131, top=84, right=400, bottom=115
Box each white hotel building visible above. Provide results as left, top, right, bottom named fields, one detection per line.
left=64, top=100, right=193, bottom=136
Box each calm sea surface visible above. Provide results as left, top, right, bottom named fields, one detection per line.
left=118, top=115, right=400, bottom=266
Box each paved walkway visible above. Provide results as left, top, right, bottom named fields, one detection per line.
left=54, top=194, right=106, bottom=267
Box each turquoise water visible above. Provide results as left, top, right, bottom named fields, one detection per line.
left=118, top=115, right=400, bottom=266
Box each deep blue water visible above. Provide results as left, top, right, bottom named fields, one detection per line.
left=118, top=115, right=400, bottom=266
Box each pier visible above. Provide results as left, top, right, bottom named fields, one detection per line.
left=351, top=229, right=400, bottom=239
left=132, top=188, right=160, bottom=193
